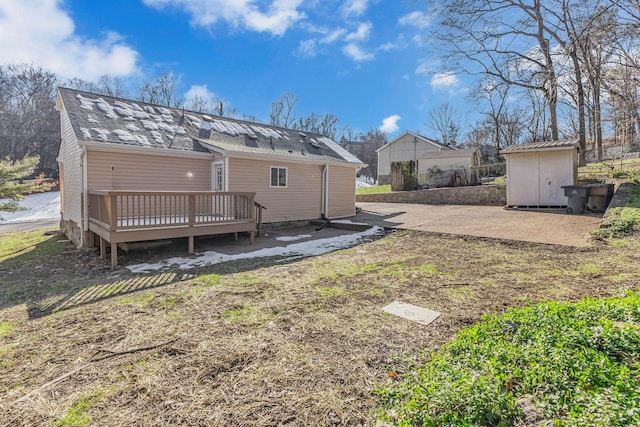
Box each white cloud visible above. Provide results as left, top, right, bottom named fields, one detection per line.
left=416, top=58, right=435, bottom=75
left=345, top=21, right=372, bottom=42
left=321, top=28, right=347, bottom=44
left=398, top=11, right=431, bottom=29
left=295, top=39, right=318, bottom=57
left=143, top=0, right=304, bottom=36
left=340, top=21, right=373, bottom=61
left=0, top=0, right=139, bottom=80
left=342, top=43, right=374, bottom=62
left=184, top=84, right=217, bottom=105
left=342, top=0, right=369, bottom=17
left=379, top=114, right=401, bottom=134
left=430, top=71, right=461, bottom=90
left=377, top=34, right=407, bottom=52
left=378, top=42, right=399, bottom=52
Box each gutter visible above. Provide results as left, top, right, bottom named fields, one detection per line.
left=81, top=146, right=88, bottom=240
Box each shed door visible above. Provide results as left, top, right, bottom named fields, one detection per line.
left=538, top=151, right=568, bottom=206
left=507, top=152, right=538, bottom=206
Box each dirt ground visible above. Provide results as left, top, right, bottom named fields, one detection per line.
left=2, top=223, right=639, bottom=426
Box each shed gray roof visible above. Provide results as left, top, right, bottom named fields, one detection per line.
left=57, top=87, right=362, bottom=165
left=500, top=139, right=579, bottom=154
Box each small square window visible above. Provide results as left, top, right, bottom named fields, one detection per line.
left=270, top=167, right=287, bottom=187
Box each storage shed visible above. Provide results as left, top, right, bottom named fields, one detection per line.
left=501, top=140, right=579, bottom=208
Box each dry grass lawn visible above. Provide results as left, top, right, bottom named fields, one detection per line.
left=1, top=228, right=639, bottom=426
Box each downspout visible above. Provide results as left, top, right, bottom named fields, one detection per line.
left=81, top=146, right=89, bottom=247
left=321, top=164, right=328, bottom=219
left=224, top=156, right=229, bottom=191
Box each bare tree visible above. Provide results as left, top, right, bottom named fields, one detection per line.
left=97, top=75, right=128, bottom=98
left=66, top=75, right=129, bottom=98
left=342, top=129, right=388, bottom=181
left=429, top=0, right=576, bottom=141
left=65, top=77, right=99, bottom=93
left=270, top=92, right=298, bottom=128
left=186, top=94, right=212, bottom=113
left=0, top=64, right=59, bottom=171
left=337, top=125, right=357, bottom=143
left=293, top=112, right=340, bottom=140
left=138, top=72, right=183, bottom=107
left=472, top=78, right=511, bottom=149
left=426, top=102, right=463, bottom=146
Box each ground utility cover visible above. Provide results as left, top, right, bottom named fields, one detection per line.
left=382, top=301, right=441, bottom=326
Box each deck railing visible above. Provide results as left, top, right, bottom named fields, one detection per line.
left=88, top=190, right=256, bottom=231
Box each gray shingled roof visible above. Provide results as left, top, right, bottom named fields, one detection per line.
left=500, top=139, right=579, bottom=153
left=58, top=87, right=362, bottom=164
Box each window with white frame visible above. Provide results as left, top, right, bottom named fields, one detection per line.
left=270, top=166, right=287, bottom=188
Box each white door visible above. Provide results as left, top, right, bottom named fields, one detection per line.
left=538, top=151, right=569, bottom=206
left=213, top=162, right=224, bottom=192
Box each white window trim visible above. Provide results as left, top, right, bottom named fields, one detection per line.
left=270, top=166, right=288, bottom=188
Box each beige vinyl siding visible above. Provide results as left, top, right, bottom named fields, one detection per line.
left=86, top=151, right=211, bottom=191
left=227, top=157, right=323, bottom=223
left=58, top=107, right=82, bottom=224
left=327, top=165, right=356, bottom=218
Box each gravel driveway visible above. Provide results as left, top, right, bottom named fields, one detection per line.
left=354, top=202, right=603, bottom=247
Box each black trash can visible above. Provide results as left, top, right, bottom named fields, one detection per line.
left=562, top=185, right=591, bottom=214
left=586, top=184, right=610, bottom=213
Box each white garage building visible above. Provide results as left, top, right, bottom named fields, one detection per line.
left=376, top=131, right=453, bottom=184
left=501, top=140, right=579, bottom=208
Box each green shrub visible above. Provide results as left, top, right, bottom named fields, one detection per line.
left=626, top=170, right=640, bottom=185
left=377, top=293, right=640, bottom=426
left=612, top=169, right=627, bottom=178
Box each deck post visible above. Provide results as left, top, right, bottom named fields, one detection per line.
left=188, top=236, right=194, bottom=254
left=108, top=194, right=117, bottom=231
left=100, top=237, right=106, bottom=260
left=188, top=194, right=196, bottom=226
left=250, top=230, right=255, bottom=244
left=111, top=242, right=118, bottom=269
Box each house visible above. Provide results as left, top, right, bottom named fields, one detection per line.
left=501, top=140, right=579, bottom=207
left=56, top=87, right=364, bottom=266
left=376, top=131, right=453, bottom=184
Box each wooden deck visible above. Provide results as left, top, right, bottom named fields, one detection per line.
left=88, top=190, right=263, bottom=268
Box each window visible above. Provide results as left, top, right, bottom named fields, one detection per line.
left=270, top=166, right=287, bottom=188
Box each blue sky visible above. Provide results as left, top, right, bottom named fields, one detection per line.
left=0, top=0, right=469, bottom=138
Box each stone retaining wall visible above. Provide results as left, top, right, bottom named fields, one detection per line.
left=356, top=184, right=506, bottom=206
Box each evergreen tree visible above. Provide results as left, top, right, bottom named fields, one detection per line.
left=0, top=156, right=47, bottom=217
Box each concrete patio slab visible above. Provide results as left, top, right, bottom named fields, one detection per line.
left=355, top=202, right=602, bottom=247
